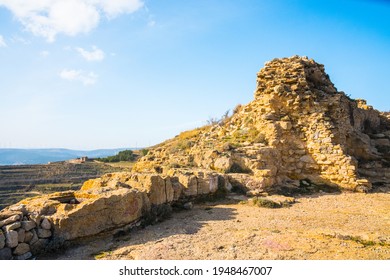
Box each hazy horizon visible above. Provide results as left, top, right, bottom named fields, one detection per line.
left=1, top=0, right=389, bottom=150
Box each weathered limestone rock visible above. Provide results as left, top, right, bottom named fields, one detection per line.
left=24, top=231, right=34, bottom=243
left=3, top=222, right=21, bottom=231
left=29, top=229, right=39, bottom=245
left=49, top=182, right=148, bottom=241
left=13, top=243, right=30, bottom=256
left=21, top=220, right=36, bottom=231
left=214, top=157, right=233, bottom=173
left=17, top=228, right=26, bottom=243
left=5, top=230, right=18, bottom=248
left=8, top=204, right=27, bottom=214
left=40, top=218, right=51, bottom=230
left=0, top=215, right=20, bottom=228
left=178, top=173, right=198, bottom=196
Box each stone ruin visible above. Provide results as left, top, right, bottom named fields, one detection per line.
left=1, top=55, right=389, bottom=260
left=0, top=170, right=227, bottom=260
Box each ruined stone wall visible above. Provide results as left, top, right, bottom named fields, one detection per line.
left=0, top=170, right=226, bottom=260
left=133, top=56, right=390, bottom=192
left=0, top=205, right=52, bottom=260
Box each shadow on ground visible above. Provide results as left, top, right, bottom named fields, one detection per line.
left=41, top=199, right=238, bottom=260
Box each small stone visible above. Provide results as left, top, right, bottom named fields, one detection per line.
left=29, top=229, right=39, bottom=245
left=40, top=218, right=51, bottom=230
left=0, top=231, right=5, bottom=249
left=9, top=204, right=27, bottom=215
left=17, top=228, right=26, bottom=243
left=28, top=214, right=41, bottom=226
left=3, top=221, right=21, bottom=231
left=14, top=251, right=32, bottom=260
left=183, top=202, right=193, bottom=210
left=13, top=243, right=30, bottom=256
left=0, top=247, right=12, bottom=260
left=280, top=121, right=292, bottom=130
left=0, top=214, right=20, bottom=227
left=5, top=230, right=19, bottom=248
left=21, top=220, right=36, bottom=231
left=24, top=231, right=34, bottom=243
left=300, top=155, right=314, bottom=164
left=37, top=228, right=52, bottom=238
left=30, top=238, right=49, bottom=255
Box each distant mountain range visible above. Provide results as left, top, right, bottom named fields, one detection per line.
left=0, top=148, right=134, bottom=165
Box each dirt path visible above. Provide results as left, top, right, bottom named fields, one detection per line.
left=50, top=191, right=390, bottom=260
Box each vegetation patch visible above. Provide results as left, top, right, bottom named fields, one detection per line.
left=323, top=233, right=389, bottom=247
left=245, top=195, right=295, bottom=208
left=97, top=150, right=137, bottom=163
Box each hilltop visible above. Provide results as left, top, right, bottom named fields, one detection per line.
left=134, top=55, right=390, bottom=193
left=1, top=56, right=389, bottom=260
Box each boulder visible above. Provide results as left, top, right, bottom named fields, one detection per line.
left=178, top=173, right=198, bottom=196
left=49, top=185, right=148, bottom=241
left=214, top=157, right=233, bottom=173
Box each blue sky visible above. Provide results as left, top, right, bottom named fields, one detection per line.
left=0, top=0, right=389, bottom=149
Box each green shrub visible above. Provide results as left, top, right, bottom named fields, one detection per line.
left=98, top=150, right=136, bottom=163
left=141, top=149, right=149, bottom=156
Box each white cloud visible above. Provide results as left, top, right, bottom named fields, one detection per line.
left=0, top=0, right=144, bottom=42
left=0, top=35, right=7, bottom=47
left=75, top=46, right=105, bottom=61
left=59, top=69, right=98, bottom=86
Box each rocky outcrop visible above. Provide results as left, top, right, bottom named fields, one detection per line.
left=134, top=55, right=390, bottom=192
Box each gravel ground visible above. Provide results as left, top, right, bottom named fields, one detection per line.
left=50, top=191, right=390, bottom=260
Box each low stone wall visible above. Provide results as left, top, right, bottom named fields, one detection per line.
left=0, top=170, right=226, bottom=260
left=0, top=205, right=52, bottom=260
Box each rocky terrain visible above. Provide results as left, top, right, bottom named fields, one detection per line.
left=49, top=191, right=390, bottom=260
left=133, top=55, right=390, bottom=193
left=1, top=55, right=389, bottom=260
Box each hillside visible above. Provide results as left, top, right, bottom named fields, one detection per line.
left=1, top=55, right=389, bottom=260
left=0, top=148, right=131, bottom=165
